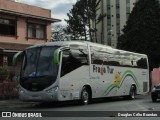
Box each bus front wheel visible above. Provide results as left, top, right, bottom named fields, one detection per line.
left=80, top=87, right=90, bottom=105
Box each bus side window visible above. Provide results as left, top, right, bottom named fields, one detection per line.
left=61, top=50, right=82, bottom=77
left=61, top=45, right=89, bottom=77
left=70, top=45, right=89, bottom=65
left=90, top=46, right=104, bottom=65
left=137, top=58, right=147, bottom=69
left=90, top=46, right=121, bottom=66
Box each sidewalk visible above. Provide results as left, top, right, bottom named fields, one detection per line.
left=0, top=81, right=19, bottom=100
left=0, top=99, right=35, bottom=109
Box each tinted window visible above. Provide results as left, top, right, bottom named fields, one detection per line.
left=36, top=47, right=59, bottom=77
left=90, top=46, right=121, bottom=66
left=61, top=45, right=89, bottom=77
left=90, top=46, right=148, bottom=69
left=134, top=55, right=148, bottom=69
left=121, top=52, right=148, bottom=69
left=70, top=45, right=89, bottom=65
left=22, top=47, right=59, bottom=77
left=120, top=51, right=133, bottom=67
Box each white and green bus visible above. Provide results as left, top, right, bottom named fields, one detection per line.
left=13, top=41, right=149, bottom=104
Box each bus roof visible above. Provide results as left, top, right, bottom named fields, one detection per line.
left=27, top=41, right=112, bottom=49
left=27, top=41, right=147, bottom=57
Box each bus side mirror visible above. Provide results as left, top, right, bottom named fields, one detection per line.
left=54, top=50, right=60, bottom=64
left=12, top=51, right=23, bottom=66
left=53, top=47, right=70, bottom=64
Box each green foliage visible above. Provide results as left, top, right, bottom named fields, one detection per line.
left=0, top=67, right=9, bottom=82
left=65, top=0, right=106, bottom=42
left=65, top=1, right=87, bottom=40
left=117, top=0, right=160, bottom=70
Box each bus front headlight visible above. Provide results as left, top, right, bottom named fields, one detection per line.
left=46, top=86, right=59, bottom=93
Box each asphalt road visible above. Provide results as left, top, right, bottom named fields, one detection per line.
left=0, top=93, right=160, bottom=120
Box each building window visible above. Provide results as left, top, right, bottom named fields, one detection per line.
left=116, top=4, right=120, bottom=9
left=126, top=13, right=130, bottom=19
left=107, top=0, right=110, bottom=5
left=107, top=26, right=111, bottom=30
left=117, top=33, right=120, bottom=37
left=107, top=15, right=111, bottom=19
left=0, top=18, right=16, bottom=36
left=116, top=14, right=120, bottom=18
left=116, top=0, right=120, bottom=9
left=107, top=38, right=111, bottom=46
left=107, top=5, right=110, bottom=10
left=107, top=19, right=111, bottom=26
left=27, top=23, right=46, bottom=39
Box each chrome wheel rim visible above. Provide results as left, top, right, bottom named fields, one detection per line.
left=82, top=90, right=89, bottom=104
left=131, top=88, right=135, bottom=99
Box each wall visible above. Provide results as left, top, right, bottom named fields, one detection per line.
left=0, top=0, right=53, bottom=46
left=0, top=15, right=51, bottom=45
left=151, top=68, right=160, bottom=87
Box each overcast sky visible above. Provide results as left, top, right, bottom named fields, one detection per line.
left=20, top=0, right=77, bottom=24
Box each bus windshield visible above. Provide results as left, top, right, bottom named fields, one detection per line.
left=20, top=46, right=60, bottom=91
left=22, top=46, right=59, bottom=78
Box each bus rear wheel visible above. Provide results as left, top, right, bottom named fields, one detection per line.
left=80, top=87, right=90, bottom=105
left=128, top=86, right=136, bottom=100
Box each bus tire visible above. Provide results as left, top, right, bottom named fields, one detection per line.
left=128, top=85, right=136, bottom=100
left=80, top=87, right=90, bottom=105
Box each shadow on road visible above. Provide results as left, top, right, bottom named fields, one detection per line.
left=23, top=95, right=147, bottom=109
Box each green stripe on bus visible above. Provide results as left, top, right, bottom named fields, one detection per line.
left=102, top=70, right=140, bottom=96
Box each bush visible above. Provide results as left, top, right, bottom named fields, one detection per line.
left=0, top=67, right=9, bottom=82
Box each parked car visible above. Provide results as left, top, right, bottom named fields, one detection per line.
left=151, top=84, right=160, bottom=102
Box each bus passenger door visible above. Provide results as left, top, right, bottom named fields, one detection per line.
left=59, top=45, right=90, bottom=101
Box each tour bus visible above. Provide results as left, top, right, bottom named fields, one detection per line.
left=13, top=41, right=149, bottom=104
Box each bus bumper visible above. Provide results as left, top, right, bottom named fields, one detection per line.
left=19, top=87, right=59, bottom=102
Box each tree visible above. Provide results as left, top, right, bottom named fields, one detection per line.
left=51, top=24, right=70, bottom=41
left=65, top=0, right=106, bottom=42
left=117, top=0, right=160, bottom=70
left=65, top=1, right=88, bottom=41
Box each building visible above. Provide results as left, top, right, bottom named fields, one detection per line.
left=0, top=0, right=60, bottom=68
left=95, top=0, right=138, bottom=48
